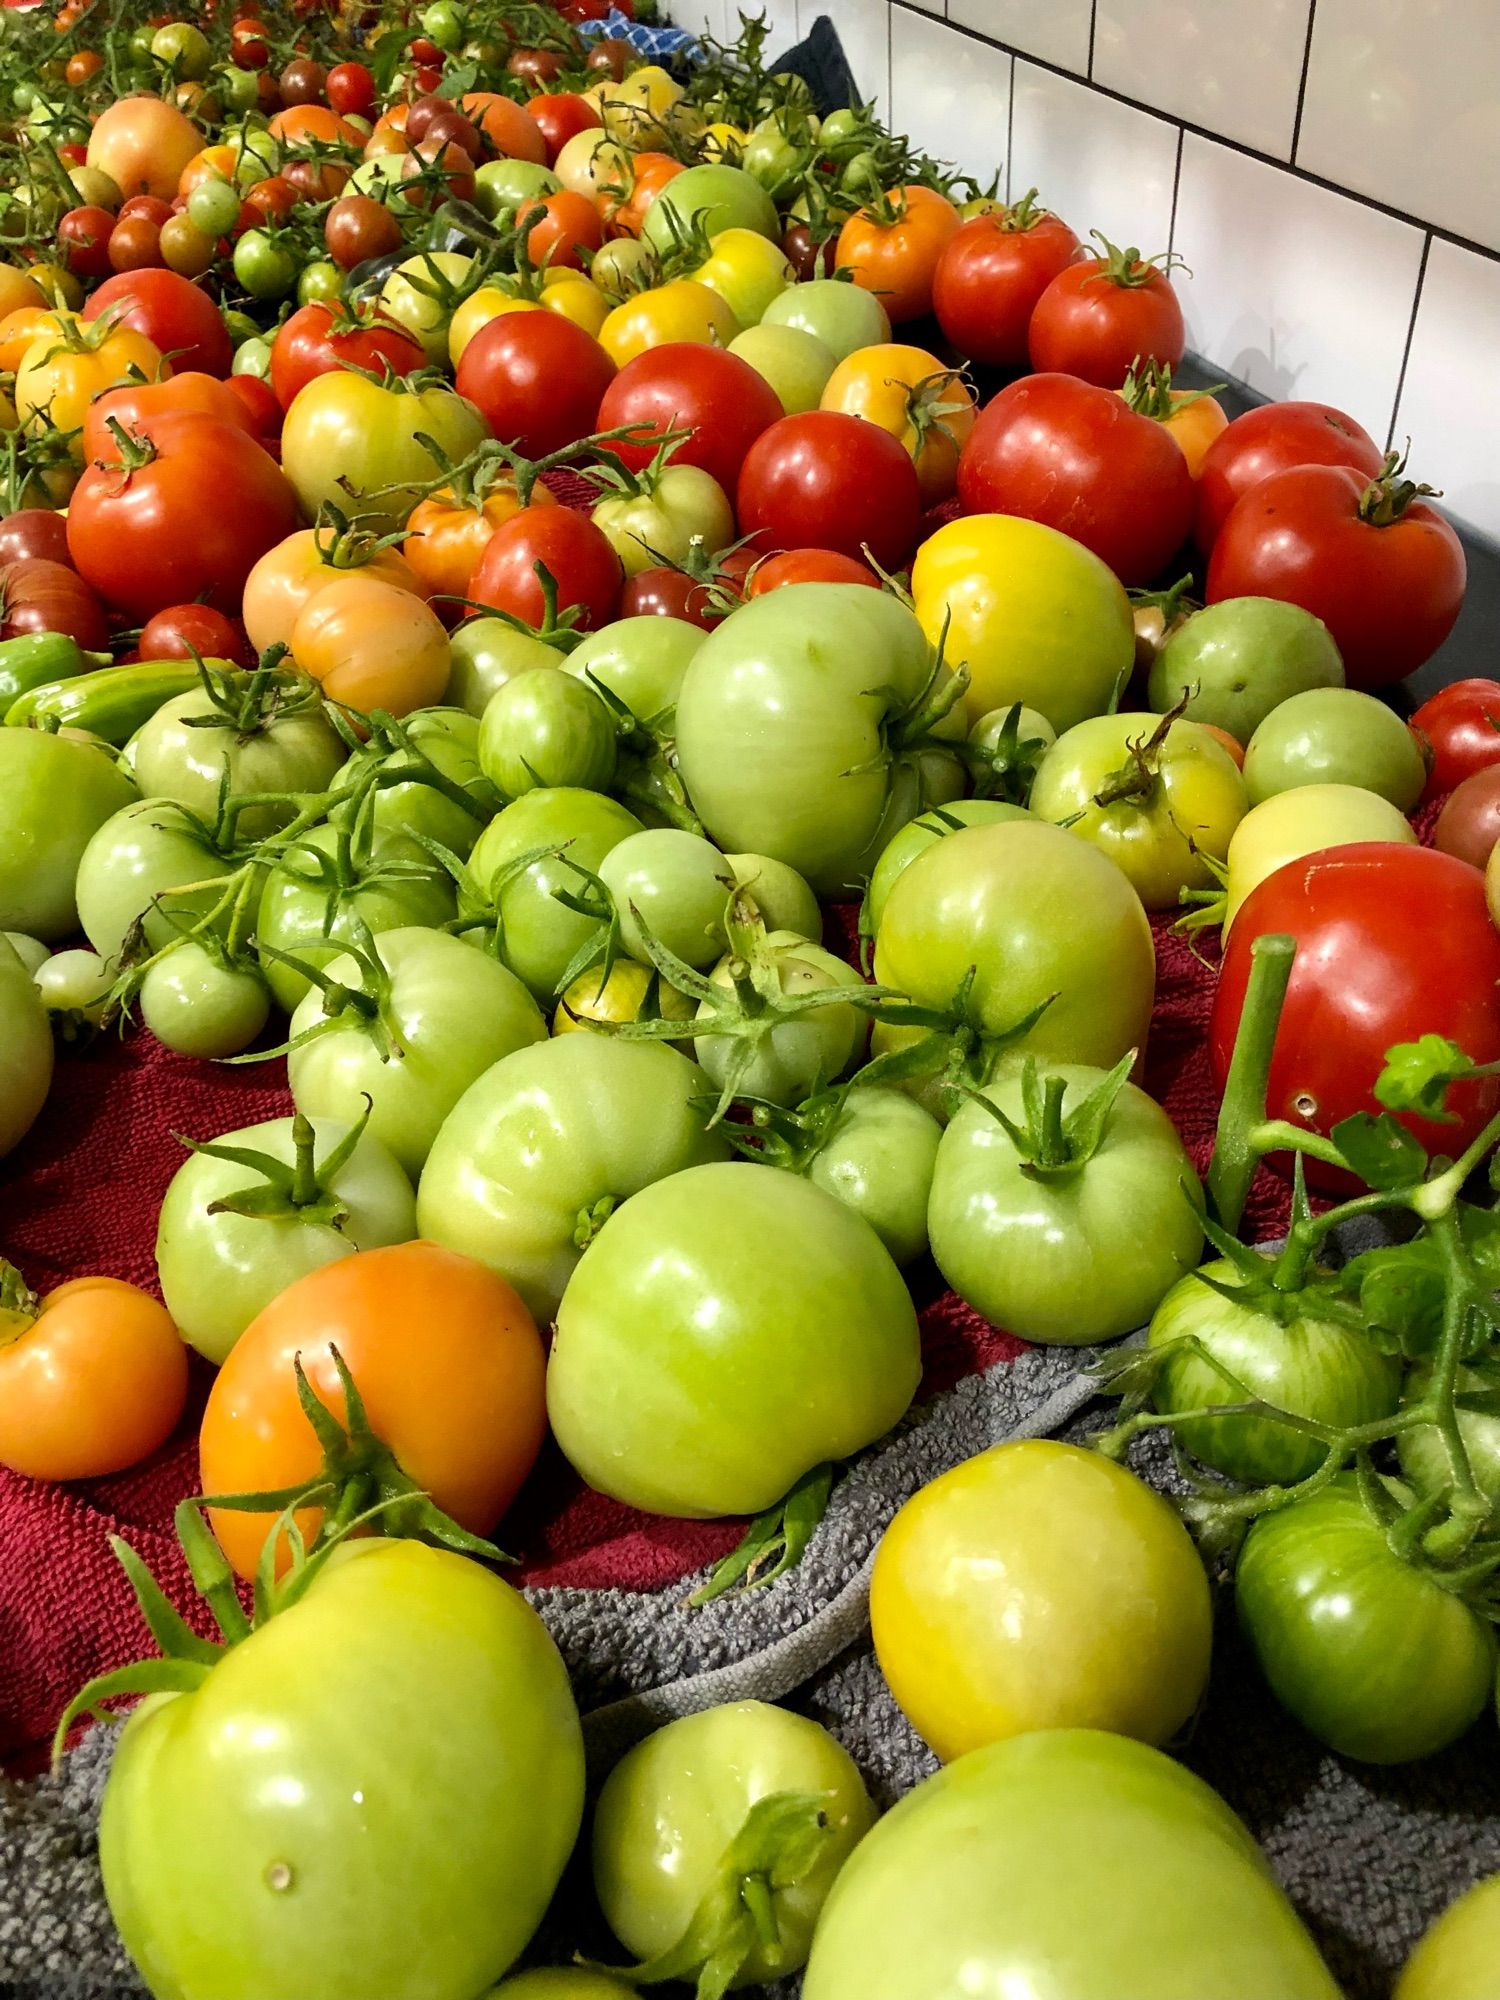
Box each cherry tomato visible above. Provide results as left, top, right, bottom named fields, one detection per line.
left=324, top=193, right=403, bottom=270
left=1411, top=679, right=1500, bottom=797
left=931, top=192, right=1080, bottom=368
left=1195, top=400, right=1385, bottom=551
left=139, top=602, right=251, bottom=667
left=471, top=507, right=623, bottom=632
left=57, top=204, right=116, bottom=280
left=107, top=214, right=164, bottom=273
left=326, top=60, right=375, bottom=117
left=737, top=410, right=923, bottom=572
left=523, top=188, right=603, bottom=271
left=1028, top=237, right=1184, bottom=388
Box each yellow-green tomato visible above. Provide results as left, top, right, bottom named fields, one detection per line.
left=1222, top=783, right=1417, bottom=931
left=1242, top=686, right=1428, bottom=810
left=1029, top=714, right=1250, bottom=910
left=692, top=226, right=794, bottom=326
left=863, top=798, right=1029, bottom=937
left=761, top=277, right=890, bottom=360
left=804, top=1085, right=942, bottom=1267
left=0, top=930, right=51, bottom=1160
left=590, top=465, right=735, bottom=577
left=378, top=251, right=476, bottom=363
left=695, top=931, right=866, bottom=1107
left=448, top=620, right=568, bottom=719
left=593, top=1703, right=875, bottom=1993
left=911, top=515, right=1135, bottom=731
left=280, top=374, right=488, bottom=536
left=871, top=1441, right=1213, bottom=1761
left=728, top=323, right=835, bottom=413
left=1396, top=1874, right=1500, bottom=2000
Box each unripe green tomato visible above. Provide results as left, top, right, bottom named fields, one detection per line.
left=35, top=947, right=112, bottom=1024
left=233, top=229, right=297, bottom=301
left=187, top=178, right=241, bottom=240
left=1242, top=686, right=1427, bottom=811
left=473, top=159, right=560, bottom=222
left=151, top=22, right=212, bottom=79
left=448, top=620, right=568, bottom=719
left=140, top=945, right=271, bottom=1059
left=298, top=258, right=344, bottom=305
left=231, top=334, right=273, bottom=379
left=728, top=323, right=835, bottom=414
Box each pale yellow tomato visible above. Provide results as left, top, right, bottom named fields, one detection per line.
left=1223, top=783, right=1418, bottom=932
left=598, top=280, right=739, bottom=367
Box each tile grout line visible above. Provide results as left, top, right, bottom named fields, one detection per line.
left=1288, top=0, right=1319, bottom=162
left=885, top=0, right=1500, bottom=267
left=1386, top=232, right=1433, bottom=453
left=1086, top=0, right=1098, bottom=78
left=1166, top=123, right=1185, bottom=259
left=1005, top=51, right=1015, bottom=205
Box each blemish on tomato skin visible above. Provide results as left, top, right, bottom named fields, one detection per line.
left=265, top=1860, right=294, bottom=1892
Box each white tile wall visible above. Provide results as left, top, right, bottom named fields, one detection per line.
left=949, top=0, right=1092, bottom=76
left=1093, top=0, right=1311, bottom=160
left=1297, top=0, right=1500, bottom=255
left=678, top=0, right=730, bottom=43
left=1009, top=60, right=1178, bottom=254
left=889, top=6, right=1011, bottom=193
left=1173, top=134, right=1425, bottom=433
left=1393, top=241, right=1500, bottom=542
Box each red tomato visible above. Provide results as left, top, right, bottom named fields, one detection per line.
left=931, top=193, right=1080, bottom=368
left=83, top=372, right=257, bottom=461
left=455, top=311, right=615, bottom=458
left=748, top=548, right=881, bottom=593
left=526, top=90, right=603, bottom=163
left=1412, top=679, right=1500, bottom=798
left=0, top=557, right=109, bottom=649
left=139, top=602, right=252, bottom=667
left=57, top=204, right=116, bottom=279
left=1195, top=400, right=1385, bottom=551
left=242, top=174, right=299, bottom=224
left=66, top=413, right=301, bottom=619
left=269, top=301, right=427, bottom=411
left=0, top=508, right=71, bottom=567
left=117, top=194, right=174, bottom=228
left=618, top=565, right=724, bottom=627
left=736, top=411, right=922, bottom=573
left=223, top=371, right=284, bottom=441
left=470, top=505, right=623, bottom=631
left=1028, top=237, right=1184, bottom=388
left=957, top=372, right=1194, bottom=586
left=595, top=343, right=783, bottom=497
left=1206, top=457, right=1466, bottom=691
left=82, top=267, right=233, bottom=377
left=1211, top=843, right=1500, bottom=1173
left=1433, top=765, right=1500, bottom=873
left=107, top=215, right=164, bottom=273
left=524, top=187, right=604, bottom=271
left=325, top=60, right=375, bottom=117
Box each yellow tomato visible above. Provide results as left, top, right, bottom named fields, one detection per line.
left=870, top=1440, right=1212, bottom=1763
left=553, top=128, right=628, bottom=200
left=1222, top=783, right=1417, bottom=933
left=537, top=269, right=610, bottom=336
left=26, top=260, right=84, bottom=311
left=0, top=306, right=73, bottom=377
left=820, top=342, right=976, bottom=505
left=700, top=121, right=749, bottom=162
left=449, top=276, right=610, bottom=365
left=691, top=227, right=793, bottom=329
left=1396, top=1876, right=1500, bottom=2000
left=0, top=264, right=46, bottom=321
left=598, top=64, right=685, bottom=144
left=290, top=574, right=451, bottom=719
left=910, top=514, right=1135, bottom=731
left=448, top=286, right=537, bottom=368
left=598, top=280, right=739, bottom=367
left=553, top=960, right=694, bottom=1036
left=15, top=318, right=166, bottom=450
left=242, top=529, right=432, bottom=658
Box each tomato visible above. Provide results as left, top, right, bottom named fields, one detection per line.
left=872, top=1442, right=1210, bottom=1760
left=527, top=91, right=603, bottom=163
left=82, top=371, right=259, bottom=461
left=1212, top=844, right=1500, bottom=1163
left=1209, top=456, right=1466, bottom=691
left=289, top=574, right=450, bottom=718
left=418, top=1035, right=726, bottom=1320
left=548, top=1160, right=918, bottom=1515
left=598, top=280, right=740, bottom=368
left=1397, top=1876, right=1500, bottom=2000
left=0, top=509, right=70, bottom=567
left=242, top=529, right=429, bottom=657
left=593, top=1703, right=874, bottom=1991
left=802, top=1731, right=1343, bottom=2000
left=735, top=411, right=921, bottom=572
left=268, top=301, right=426, bottom=411
left=1147, top=595, right=1345, bottom=744
left=82, top=265, right=232, bottom=376
left=1243, top=686, right=1427, bottom=810
left=834, top=185, right=960, bottom=324
left=743, top=548, right=873, bottom=595
left=761, top=275, right=891, bottom=361
left=1237, top=1481, right=1497, bottom=1763
left=1412, top=678, right=1500, bottom=798
left=86, top=95, right=202, bottom=201
left=280, top=375, right=487, bottom=537
left=1028, top=238, right=1184, bottom=387
left=288, top=929, right=546, bottom=1178
left=910, top=513, right=1134, bottom=730
left=135, top=604, right=247, bottom=670
left=1147, top=1255, right=1401, bottom=1485
left=595, top=342, right=783, bottom=495
left=326, top=59, right=374, bottom=116
left=0, top=555, right=109, bottom=649
left=863, top=799, right=1029, bottom=938
left=693, top=928, right=866, bottom=1108
left=455, top=310, right=615, bottom=458
left=139, top=945, right=271, bottom=1059
left=404, top=478, right=554, bottom=604
left=725, top=322, right=833, bottom=413
left=562, top=613, right=705, bottom=718
left=932, top=192, right=1081, bottom=367
left=957, top=373, right=1194, bottom=586
left=473, top=159, right=561, bottom=224
left=324, top=191, right=403, bottom=269
left=0, top=1269, right=185, bottom=1482
left=595, top=147, right=680, bottom=237
left=639, top=162, right=780, bottom=257
left=1196, top=398, right=1385, bottom=551
left=326, top=707, right=490, bottom=867
left=57, top=203, right=116, bottom=279
left=1123, top=368, right=1228, bottom=479
left=479, top=667, right=617, bottom=798
left=132, top=671, right=343, bottom=835
left=1400, top=1355, right=1500, bottom=1512
left=591, top=462, right=735, bottom=577
left=470, top=507, right=623, bottom=634
left=14, top=314, right=165, bottom=445
left=520, top=187, right=603, bottom=271
left=1219, top=783, right=1416, bottom=932
left=690, top=225, right=794, bottom=329
left=0, top=730, right=137, bottom=941
left=97, top=1540, right=583, bottom=2000
left=818, top=343, right=975, bottom=506
left=0, top=932, right=51, bottom=1159
left=461, top=90, right=550, bottom=164
left=447, top=616, right=570, bottom=717
left=1432, top=763, right=1500, bottom=872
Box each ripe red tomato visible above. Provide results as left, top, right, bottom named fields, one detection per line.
left=107, top=215, right=164, bottom=273
left=470, top=505, right=623, bottom=631
left=595, top=343, right=784, bottom=497
left=1412, top=680, right=1500, bottom=798
left=1206, top=457, right=1466, bottom=691
left=526, top=90, right=603, bottom=163
left=931, top=193, right=1080, bottom=368
left=455, top=311, right=615, bottom=458
left=325, top=60, right=375, bottom=117
left=223, top=372, right=284, bottom=441
left=268, top=301, right=427, bottom=411
left=1211, top=843, right=1500, bottom=1171
left=82, top=267, right=233, bottom=377
left=747, top=548, right=881, bottom=593
left=1028, top=238, right=1184, bottom=388
left=57, top=204, right=116, bottom=279
left=736, top=411, right=923, bottom=572
left=956, top=373, right=1194, bottom=585
left=618, top=565, right=723, bottom=627
left=1195, top=400, right=1385, bottom=551
left=139, top=602, right=252, bottom=667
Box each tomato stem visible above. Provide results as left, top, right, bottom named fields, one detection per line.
left=1205, top=932, right=1296, bottom=1231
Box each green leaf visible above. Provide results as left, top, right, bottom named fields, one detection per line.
left=1330, top=1111, right=1429, bottom=1190
left=1374, top=1034, right=1474, bottom=1123
left=1337, top=1236, right=1446, bottom=1357
left=690, top=1464, right=834, bottom=1604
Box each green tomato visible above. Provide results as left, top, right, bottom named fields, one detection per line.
left=2, top=930, right=49, bottom=977
left=100, top=1540, right=584, bottom=2000
left=288, top=928, right=546, bottom=1179
left=0, top=931, right=51, bottom=1159
left=0, top=730, right=137, bottom=941
left=547, top=1160, right=920, bottom=1516
left=225, top=123, right=281, bottom=188
left=740, top=116, right=805, bottom=190
left=562, top=615, right=704, bottom=720
left=280, top=374, right=489, bottom=538
left=298, top=258, right=344, bottom=306
left=864, top=798, right=1029, bottom=937
left=1397, top=1875, right=1500, bottom=2000
left=1148, top=597, right=1344, bottom=744
left=479, top=668, right=618, bottom=800
left=35, top=945, right=112, bottom=1022
left=449, top=619, right=569, bottom=719
left=1237, top=1480, right=1498, bottom=1764
left=804, top=1084, right=940, bottom=1265
left=233, top=228, right=298, bottom=301
left=155, top=1113, right=416, bottom=1365
left=873, top=818, right=1156, bottom=1071
left=1028, top=714, right=1249, bottom=911
left=417, top=1034, right=728, bottom=1322
left=696, top=931, right=865, bottom=1107
left=591, top=466, right=735, bottom=578
left=761, top=278, right=891, bottom=360
left=593, top=1703, right=874, bottom=1991
left=75, top=798, right=239, bottom=964
left=929, top=1056, right=1203, bottom=1344
left=131, top=686, right=346, bottom=841
left=330, top=707, right=493, bottom=864
left=232, top=335, right=274, bottom=381
left=1242, top=685, right=1428, bottom=810
left=473, top=159, right=561, bottom=222
left=641, top=164, right=779, bottom=256
left=675, top=585, right=965, bottom=897
left=140, top=945, right=271, bottom=1059
left=599, top=827, right=733, bottom=969
left=218, top=63, right=260, bottom=114
left=420, top=0, right=467, bottom=49
left=187, top=177, right=242, bottom=240
left=465, top=788, right=642, bottom=1002
left=801, top=1731, right=1343, bottom=2000
left=151, top=21, right=211, bottom=76
left=723, top=851, right=821, bottom=941
left=727, top=322, right=835, bottom=413
left=1398, top=1360, right=1500, bottom=1511
left=379, top=250, right=476, bottom=364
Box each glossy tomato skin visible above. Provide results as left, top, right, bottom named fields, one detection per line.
left=747, top=548, right=878, bottom=593
left=932, top=204, right=1081, bottom=368
left=0, top=508, right=71, bottom=567
left=526, top=91, right=603, bottom=162
left=0, top=557, right=109, bottom=650
left=269, top=301, right=426, bottom=410
left=1396, top=1876, right=1500, bottom=2000
left=1195, top=399, right=1384, bottom=551
left=1211, top=843, right=1500, bottom=1163
left=957, top=374, right=1194, bottom=585
left=0, top=932, right=50, bottom=1160
left=1207, top=464, right=1466, bottom=690
left=139, top=602, right=251, bottom=667
left=802, top=1731, right=1342, bottom=2000
left=470, top=506, right=623, bottom=631
left=1433, top=764, right=1500, bottom=871
left=1412, top=678, right=1500, bottom=797
left=83, top=266, right=233, bottom=376
left=595, top=342, right=784, bottom=495
left=736, top=411, right=923, bottom=572
left=1027, top=252, right=1184, bottom=387
left=456, top=310, right=616, bottom=458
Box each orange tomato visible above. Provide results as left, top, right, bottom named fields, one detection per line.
left=268, top=103, right=367, bottom=148
left=835, top=184, right=962, bottom=324
left=86, top=95, right=204, bottom=201
left=177, top=142, right=238, bottom=199
left=819, top=341, right=977, bottom=505
left=1118, top=360, right=1229, bottom=478
left=526, top=188, right=604, bottom=272
left=460, top=91, right=548, bottom=164
left=601, top=149, right=683, bottom=239
left=15, top=315, right=165, bottom=445
left=290, top=572, right=451, bottom=715
left=403, top=478, right=556, bottom=600
left=83, top=370, right=256, bottom=461
left=0, top=1274, right=188, bottom=1481
left=65, top=49, right=103, bottom=85
left=199, top=1241, right=547, bottom=1580
left=242, top=527, right=431, bottom=656
left=0, top=304, right=68, bottom=375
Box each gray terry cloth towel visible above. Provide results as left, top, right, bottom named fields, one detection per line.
left=3, top=1219, right=1498, bottom=2000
